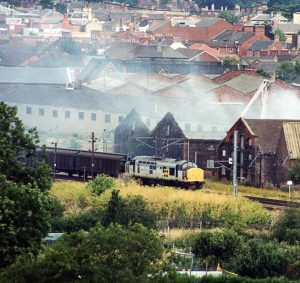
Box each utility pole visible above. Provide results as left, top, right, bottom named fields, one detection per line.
left=91, top=132, right=96, bottom=179
left=233, top=131, right=238, bottom=197
left=52, top=141, right=57, bottom=182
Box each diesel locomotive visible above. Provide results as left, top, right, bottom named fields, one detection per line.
left=125, top=156, right=205, bottom=189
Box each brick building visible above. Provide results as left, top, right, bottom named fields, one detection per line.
left=218, top=118, right=300, bottom=187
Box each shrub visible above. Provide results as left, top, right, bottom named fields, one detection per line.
left=88, top=174, right=115, bottom=196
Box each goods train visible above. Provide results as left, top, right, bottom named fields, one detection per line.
left=125, top=156, right=205, bottom=189
left=45, top=147, right=127, bottom=178
left=44, top=148, right=205, bottom=189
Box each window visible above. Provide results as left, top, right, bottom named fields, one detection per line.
left=52, top=110, right=58, bottom=118
left=105, top=113, right=111, bottom=123
left=91, top=113, right=96, bottom=121
left=249, top=154, right=252, bottom=160
left=249, top=139, right=252, bottom=146
left=78, top=112, right=84, bottom=120
left=65, top=111, right=70, bottom=119
left=169, top=167, right=175, bottom=176
left=26, top=106, right=32, bottom=115
left=165, top=125, right=170, bottom=136
left=39, top=108, right=44, bottom=116
left=222, top=149, right=226, bottom=157
left=185, top=123, right=191, bottom=132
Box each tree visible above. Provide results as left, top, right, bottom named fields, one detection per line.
left=229, top=238, right=296, bottom=278
left=0, top=102, right=52, bottom=192
left=59, top=38, right=82, bottom=55
left=273, top=28, right=287, bottom=41
left=276, top=61, right=297, bottom=81
left=222, top=56, right=240, bottom=66
left=0, top=102, right=55, bottom=267
left=192, top=230, right=242, bottom=267
left=218, top=11, right=238, bottom=25
left=39, top=0, right=53, bottom=9
left=0, top=176, right=53, bottom=268
left=0, top=224, right=166, bottom=283
left=288, top=159, right=300, bottom=184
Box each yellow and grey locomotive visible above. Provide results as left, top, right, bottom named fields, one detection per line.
left=125, top=156, right=205, bottom=189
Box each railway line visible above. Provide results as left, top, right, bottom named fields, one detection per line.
left=245, top=196, right=300, bottom=210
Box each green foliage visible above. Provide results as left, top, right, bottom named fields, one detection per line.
left=273, top=208, right=300, bottom=244
left=218, top=11, right=238, bottom=24
left=54, top=3, right=67, bottom=14
left=59, top=38, right=81, bottom=55
left=228, top=238, right=296, bottom=278
left=39, top=0, right=53, bottom=9
left=268, top=3, right=300, bottom=21
left=273, top=28, right=287, bottom=41
left=0, top=176, right=52, bottom=268
left=192, top=230, right=242, bottom=266
left=0, top=102, right=52, bottom=192
left=276, top=61, right=299, bottom=81
left=222, top=56, right=240, bottom=66
left=288, top=159, right=300, bottom=184
left=88, top=173, right=115, bottom=196
left=0, top=224, right=165, bottom=283
left=102, top=190, right=158, bottom=229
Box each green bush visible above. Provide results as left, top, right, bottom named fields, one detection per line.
left=88, top=174, right=115, bottom=196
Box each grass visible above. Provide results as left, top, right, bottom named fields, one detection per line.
left=51, top=179, right=271, bottom=229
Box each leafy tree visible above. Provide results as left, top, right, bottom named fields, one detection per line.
left=0, top=102, right=51, bottom=192
left=222, top=56, right=240, bottom=66
left=0, top=224, right=166, bottom=283
left=192, top=230, right=242, bottom=267
left=39, top=0, right=53, bottom=9
left=273, top=208, right=300, bottom=244
left=121, top=195, right=158, bottom=229
left=0, top=176, right=53, bottom=268
left=276, top=61, right=297, bottom=81
left=273, top=28, right=287, bottom=41
left=218, top=11, right=238, bottom=24
left=88, top=174, right=115, bottom=196
left=59, top=38, right=82, bottom=55
left=228, top=238, right=296, bottom=278
left=102, top=189, right=125, bottom=226
left=288, top=159, right=300, bottom=184
left=54, top=3, right=67, bottom=14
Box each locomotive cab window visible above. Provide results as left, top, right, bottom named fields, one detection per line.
left=169, top=167, right=175, bottom=176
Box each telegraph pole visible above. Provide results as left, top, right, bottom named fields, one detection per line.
left=233, top=131, right=238, bottom=197
left=91, top=132, right=95, bottom=179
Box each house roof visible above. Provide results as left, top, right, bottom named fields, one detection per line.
left=29, top=54, right=93, bottom=68
left=213, top=30, right=254, bottom=44
left=282, top=122, right=300, bottom=159
left=247, top=40, right=273, bottom=51
left=189, top=43, right=223, bottom=59
left=277, top=23, right=300, bottom=34
left=176, top=48, right=202, bottom=59
left=0, top=67, right=71, bottom=85
left=195, top=17, right=221, bottom=27
left=224, top=74, right=265, bottom=94
left=133, top=44, right=188, bottom=59
left=139, top=19, right=149, bottom=27
left=147, top=20, right=169, bottom=32
left=244, top=118, right=300, bottom=153
left=251, top=13, right=288, bottom=22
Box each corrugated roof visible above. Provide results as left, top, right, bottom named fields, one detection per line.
left=283, top=122, right=300, bottom=159
left=224, top=74, right=264, bottom=94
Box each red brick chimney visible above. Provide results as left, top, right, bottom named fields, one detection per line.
left=243, top=25, right=254, bottom=33
left=254, top=25, right=265, bottom=39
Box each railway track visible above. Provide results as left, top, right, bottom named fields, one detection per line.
left=246, top=196, right=300, bottom=210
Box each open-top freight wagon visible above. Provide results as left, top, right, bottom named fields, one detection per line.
left=46, top=147, right=127, bottom=178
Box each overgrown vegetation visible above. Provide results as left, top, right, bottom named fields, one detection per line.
left=288, top=159, right=300, bottom=184
left=88, top=174, right=115, bottom=196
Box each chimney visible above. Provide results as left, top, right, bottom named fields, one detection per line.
left=221, top=6, right=223, bottom=11
left=255, top=25, right=265, bottom=39
left=225, top=6, right=227, bottom=11
left=243, top=25, right=254, bottom=33
left=211, top=3, right=215, bottom=11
